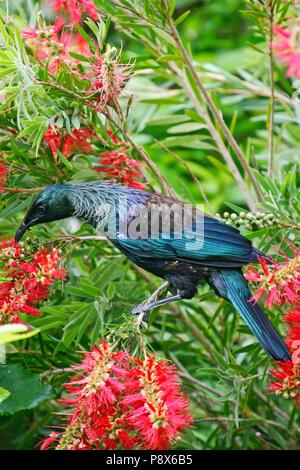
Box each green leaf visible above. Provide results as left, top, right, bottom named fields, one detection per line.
left=157, top=136, right=215, bottom=150
left=174, top=10, right=191, bottom=26
left=74, top=24, right=95, bottom=51
left=0, top=324, right=40, bottom=344
left=56, top=150, right=74, bottom=169
left=0, top=387, right=10, bottom=404
left=0, top=364, right=52, bottom=416
left=224, top=202, right=248, bottom=213
left=69, top=52, right=91, bottom=63
left=167, top=122, right=207, bottom=134
left=147, top=115, right=190, bottom=126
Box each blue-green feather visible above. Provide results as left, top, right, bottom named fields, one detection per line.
left=209, top=269, right=290, bottom=361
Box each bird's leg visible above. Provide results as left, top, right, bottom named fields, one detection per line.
left=133, top=294, right=182, bottom=315
left=131, top=281, right=170, bottom=324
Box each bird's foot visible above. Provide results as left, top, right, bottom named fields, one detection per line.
left=130, top=281, right=170, bottom=323
left=130, top=303, right=150, bottom=328
left=131, top=303, right=148, bottom=316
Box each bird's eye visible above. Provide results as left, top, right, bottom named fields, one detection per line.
left=35, top=203, right=46, bottom=214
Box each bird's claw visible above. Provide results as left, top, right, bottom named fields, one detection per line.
left=131, top=304, right=148, bottom=316
left=131, top=304, right=150, bottom=327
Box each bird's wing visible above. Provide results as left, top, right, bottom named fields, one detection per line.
left=114, top=214, right=257, bottom=268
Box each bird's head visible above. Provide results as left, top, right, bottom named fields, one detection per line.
left=15, top=184, right=74, bottom=242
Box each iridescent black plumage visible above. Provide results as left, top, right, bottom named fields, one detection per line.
left=15, top=181, right=291, bottom=361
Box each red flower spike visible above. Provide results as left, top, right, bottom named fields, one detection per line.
left=43, top=126, right=62, bottom=157
left=245, top=247, right=300, bottom=308
left=87, top=51, right=130, bottom=108
left=273, top=24, right=300, bottom=79
left=120, top=355, right=192, bottom=450
left=61, top=128, right=94, bottom=158
left=285, top=309, right=300, bottom=324
left=0, top=240, right=67, bottom=325
left=52, top=0, right=98, bottom=27
left=22, top=19, right=92, bottom=76
left=95, top=132, right=146, bottom=189
left=41, top=343, right=192, bottom=450
left=269, top=360, right=300, bottom=404
left=43, top=127, right=94, bottom=159
left=0, top=162, right=8, bottom=192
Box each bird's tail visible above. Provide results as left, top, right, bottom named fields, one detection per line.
left=208, top=269, right=291, bottom=361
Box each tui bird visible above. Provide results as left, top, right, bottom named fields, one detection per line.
left=15, top=181, right=291, bottom=361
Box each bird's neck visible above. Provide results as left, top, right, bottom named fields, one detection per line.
left=68, top=182, right=149, bottom=235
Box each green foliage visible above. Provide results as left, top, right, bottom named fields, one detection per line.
left=0, top=364, right=52, bottom=416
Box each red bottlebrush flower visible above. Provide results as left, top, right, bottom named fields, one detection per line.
left=39, top=432, right=61, bottom=451
left=121, top=355, right=192, bottom=450
left=44, top=127, right=94, bottom=158
left=273, top=24, right=300, bottom=79
left=45, top=341, right=131, bottom=450
left=286, top=326, right=300, bottom=349
left=61, top=128, right=94, bottom=158
left=87, top=48, right=131, bottom=108
left=95, top=132, right=146, bottom=189
left=285, top=309, right=300, bottom=324
left=95, top=150, right=146, bottom=189
left=269, top=360, right=300, bottom=403
left=43, top=125, right=62, bottom=157
left=245, top=247, right=300, bottom=308
left=41, top=342, right=192, bottom=450
left=52, top=0, right=98, bottom=27
left=0, top=240, right=66, bottom=325
left=0, top=161, right=8, bottom=192
left=22, top=21, right=74, bottom=74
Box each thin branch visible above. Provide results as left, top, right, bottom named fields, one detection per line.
left=194, top=416, right=289, bottom=431
left=3, top=186, right=43, bottom=193
left=58, top=235, right=107, bottom=242
left=170, top=353, right=225, bottom=398
left=41, top=367, right=76, bottom=377
left=203, top=71, right=293, bottom=106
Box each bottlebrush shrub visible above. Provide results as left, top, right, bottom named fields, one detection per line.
left=0, top=239, right=66, bottom=325
left=40, top=340, right=192, bottom=450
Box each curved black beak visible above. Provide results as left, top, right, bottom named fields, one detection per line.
left=15, top=222, right=28, bottom=242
